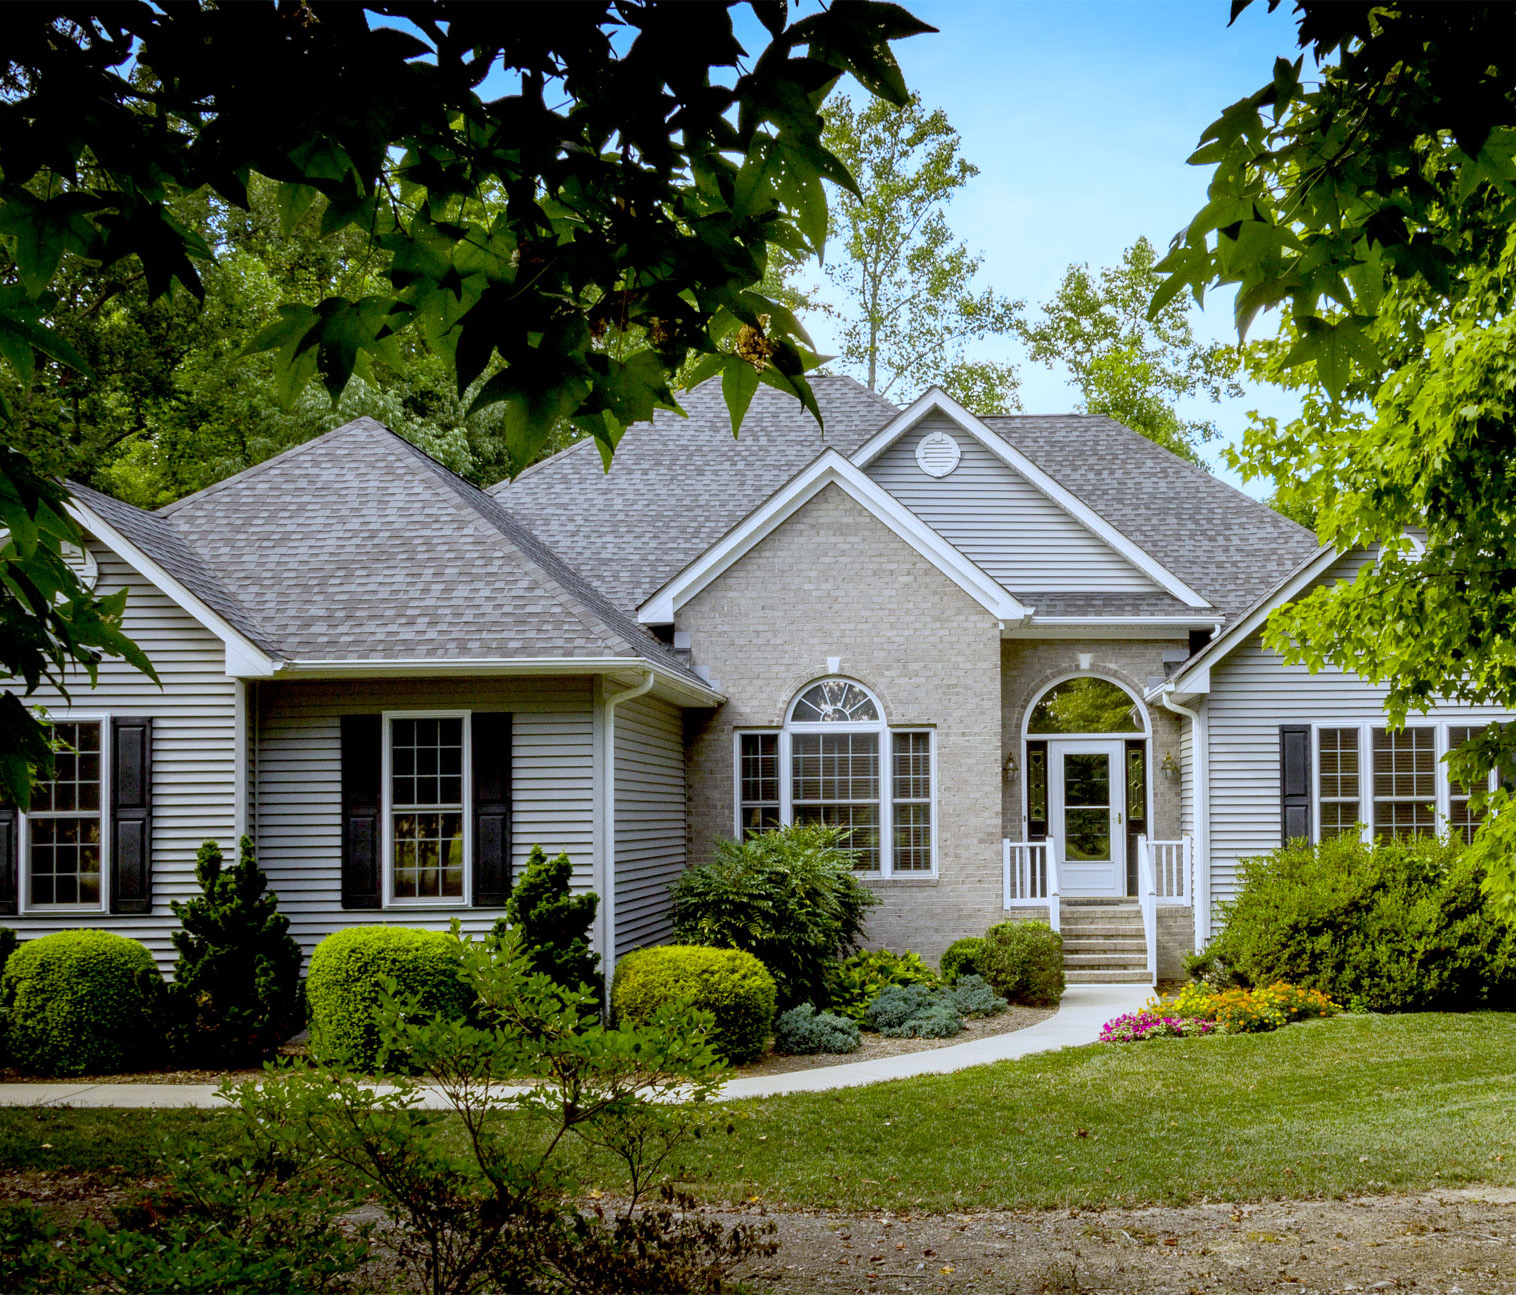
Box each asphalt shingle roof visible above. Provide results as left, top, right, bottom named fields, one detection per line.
left=159, top=419, right=698, bottom=672
left=497, top=377, right=1317, bottom=622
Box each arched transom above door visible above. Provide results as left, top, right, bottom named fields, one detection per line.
left=1026, top=676, right=1147, bottom=736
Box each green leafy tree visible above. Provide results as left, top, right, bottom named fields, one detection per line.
left=167, top=837, right=305, bottom=1066
left=1020, top=237, right=1242, bottom=464
left=1159, top=1, right=1516, bottom=903
left=823, top=92, right=1022, bottom=411
left=494, top=844, right=600, bottom=992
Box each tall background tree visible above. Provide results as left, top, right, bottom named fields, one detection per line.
left=0, top=0, right=930, bottom=801
left=1159, top=0, right=1516, bottom=900
left=1020, top=236, right=1243, bottom=464
left=822, top=92, right=1021, bottom=412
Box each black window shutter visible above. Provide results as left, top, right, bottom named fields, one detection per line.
left=341, top=715, right=382, bottom=910
left=110, top=717, right=152, bottom=914
left=0, top=801, right=15, bottom=915
left=1280, top=725, right=1312, bottom=844
left=472, top=712, right=512, bottom=908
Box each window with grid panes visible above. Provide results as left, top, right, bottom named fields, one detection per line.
left=28, top=720, right=103, bottom=906
left=1447, top=725, right=1487, bottom=844
left=891, top=731, right=932, bottom=871
left=791, top=730, right=881, bottom=870
left=1318, top=727, right=1361, bottom=838
left=737, top=733, right=780, bottom=836
left=1372, top=726, right=1437, bottom=840
left=390, top=716, right=465, bottom=900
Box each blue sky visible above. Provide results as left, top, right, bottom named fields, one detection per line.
left=739, top=0, right=1310, bottom=496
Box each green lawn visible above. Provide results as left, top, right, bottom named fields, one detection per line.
left=3, top=1014, right=1513, bottom=1214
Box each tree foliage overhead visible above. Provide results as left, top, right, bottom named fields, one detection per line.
left=822, top=92, right=1021, bottom=412
left=1020, top=237, right=1242, bottom=464
left=1160, top=1, right=1516, bottom=901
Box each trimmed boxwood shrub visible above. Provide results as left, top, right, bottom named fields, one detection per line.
left=774, top=1003, right=860, bottom=1055
left=611, top=945, right=776, bottom=1065
left=939, top=937, right=984, bottom=984
left=0, top=930, right=163, bottom=1076
left=306, top=926, right=473, bottom=1070
left=978, top=919, right=1064, bottom=1007
left=1208, top=834, right=1516, bottom=1012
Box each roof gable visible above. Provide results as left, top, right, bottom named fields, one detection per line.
left=850, top=389, right=1212, bottom=610
left=637, top=449, right=1026, bottom=625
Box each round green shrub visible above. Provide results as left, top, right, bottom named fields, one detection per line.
left=939, top=937, right=985, bottom=984
left=774, top=1003, right=860, bottom=1055
left=611, top=945, right=776, bottom=1065
left=978, top=920, right=1065, bottom=1007
left=306, top=926, right=473, bottom=1070
left=0, top=930, right=163, bottom=1076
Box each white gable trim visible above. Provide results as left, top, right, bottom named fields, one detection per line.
left=636, top=450, right=1027, bottom=625
left=69, top=499, right=280, bottom=678
left=1164, top=542, right=1337, bottom=698
left=849, top=388, right=1213, bottom=610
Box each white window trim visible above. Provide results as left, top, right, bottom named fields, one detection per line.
left=381, top=709, right=473, bottom=908
left=1308, top=720, right=1498, bottom=845
left=733, top=723, right=940, bottom=879
left=19, top=710, right=111, bottom=916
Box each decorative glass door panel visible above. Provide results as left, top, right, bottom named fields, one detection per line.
left=1050, top=740, right=1125, bottom=895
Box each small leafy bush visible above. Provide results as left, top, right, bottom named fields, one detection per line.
left=949, top=974, right=1007, bottom=1018
left=939, top=936, right=984, bottom=984
left=1210, top=833, right=1516, bottom=1011
left=670, top=824, right=877, bottom=1008
left=1100, top=1010, right=1219, bottom=1042
left=864, top=983, right=964, bottom=1038
left=1182, top=945, right=1240, bottom=990
left=492, top=843, right=599, bottom=991
left=612, top=945, right=776, bottom=1064
left=0, top=929, right=162, bottom=1075
left=773, top=1003, right=861, bottom=1055
left=978, top=920, right=1065, bottom=1007
left=166, top=836, right=304, bottom=1065
left=824, top=947, right=939, bottom=1022
left=305, top=926, right=473, bottom=1070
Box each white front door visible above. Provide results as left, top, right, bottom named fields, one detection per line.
left=1050, top=740, right=1125, bottom=897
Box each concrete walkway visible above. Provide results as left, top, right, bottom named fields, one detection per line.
left=0, top=983, right=1148, bottom=1111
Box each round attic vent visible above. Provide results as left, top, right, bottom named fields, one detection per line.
left=915, top=429, right=962, bottom=478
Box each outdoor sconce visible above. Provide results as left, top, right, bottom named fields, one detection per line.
left=1003, top=751, right=1017, bottom=782
left=1159, top=751, right=1180, bottom=783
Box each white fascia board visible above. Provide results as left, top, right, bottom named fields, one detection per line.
left=849, top=387, right=1214, bottom=611
left=636, top=449, right=1025, bottom=625
left=272, top=655, right=725, bottom=706
left=1167, top=543, right=1338, bottom=696
left=69, top=499, right=280, bottom=678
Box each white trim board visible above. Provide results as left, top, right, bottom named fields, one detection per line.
left=849, top=388, right=1213, bottom=611
left=636, top=449, right=1027, bottom=625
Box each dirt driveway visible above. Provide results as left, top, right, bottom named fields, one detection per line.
left=733, top=1188, right=1516, bottom=1294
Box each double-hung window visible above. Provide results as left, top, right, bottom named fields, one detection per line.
left=26, top=718, right=106, bottom=909
left=385, top=714, right=468, bottom=903
left=1371, top=726, right=1437, bottom=840
left=1447, top=725, right=1488, bottom=844
left=1317, top=727, right=1360, bottom=838
left=736, top=679, right=934, bottom=876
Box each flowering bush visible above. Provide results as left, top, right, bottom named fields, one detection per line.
left=1131, top=980, right=1340, bottom=1036
left=1099, top=1010, right=1219, bottom=1042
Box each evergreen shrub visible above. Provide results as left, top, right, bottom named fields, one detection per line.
left=773, top=1002, right=861, bottom=1055
left=166, top=836, right=304, bottom=1064
left=978, top=919, right=1065, bottom=1007
left=0, top=930, right=163, bottom=1075
left=939, top=936, right=984, bottom=984
left=864, top=983, right=964, bottom=1038
left=949, top=974, right=1007, bottom=1017
left=611, top=945, right=776, bottom=1064
left=305, top=926, right=472, bottom=1070
left=491, top=843, right=599, bottom=991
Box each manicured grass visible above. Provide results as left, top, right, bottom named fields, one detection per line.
left=2, top=1014, right=1512, bottom=1213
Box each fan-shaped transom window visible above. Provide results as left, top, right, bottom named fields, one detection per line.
left=789, top=679, right=880, bottom=724
left=1028, top=677, right=1143, bottom=735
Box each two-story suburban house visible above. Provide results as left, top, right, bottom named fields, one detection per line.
left=4, top=375, right=1506, bottom=985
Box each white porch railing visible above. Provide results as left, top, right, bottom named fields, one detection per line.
left=1002, top=839, right=1061, bottom=934
left=1135, top=834, right=1158, bottom=984
left=1144, top=836, right=1193, bottom=906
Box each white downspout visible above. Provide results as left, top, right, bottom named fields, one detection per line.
left=599, top=669, right=655, bottom=1004
left=1160, top=689, right=1211, bottom=951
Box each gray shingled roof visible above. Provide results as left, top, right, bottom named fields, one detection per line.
left=159, top=418, right=700, bottom=673
left=69, top=481, right=280, bottom=655
left=496, top=376, right=1316, bottom=622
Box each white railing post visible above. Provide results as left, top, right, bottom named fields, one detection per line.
left=1136, top=833, right=1157, bottom=985
left=1047, top=840, right=1061, bottom=934
left=1002, top=838, right=1011, bottom=908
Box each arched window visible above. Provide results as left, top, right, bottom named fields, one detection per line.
left=735, top=678, right=933, bottom=876
left=1027, top=677, right=1144, bottom=735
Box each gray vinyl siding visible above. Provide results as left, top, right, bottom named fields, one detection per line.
left=253, top=676, right=596, bottom=958
left=1205, top=549, right=1514, bottom=907
left=866, top=413, right=1159, bottom=593
left=3, top=540, right=238, bottom=969
left=613, top=694, right=686, bottom=957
